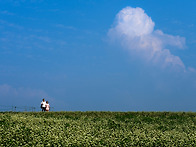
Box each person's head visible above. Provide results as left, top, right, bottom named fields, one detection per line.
left=46, top=101, right=48, bottom=104
left=43, top=98, right=45, bottom=101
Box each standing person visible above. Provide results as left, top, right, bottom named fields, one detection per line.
left=45, top=101, right=50, bottom=112
left=41, top=98, right=46, bottom=112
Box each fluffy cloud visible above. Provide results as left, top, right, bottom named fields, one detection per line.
left=108, top=7, right=186, bottom=70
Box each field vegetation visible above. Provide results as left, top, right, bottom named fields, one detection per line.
left=0, top=111, right=196, bottom=146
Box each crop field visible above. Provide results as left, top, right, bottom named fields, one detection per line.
left=0, top=111, right=196, bottom=146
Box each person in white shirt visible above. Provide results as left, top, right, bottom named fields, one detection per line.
left=41, top=98, right=46, bottom=112
left=45, top=101, right=50, bottom=112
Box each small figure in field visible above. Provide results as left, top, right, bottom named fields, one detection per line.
left=45, top=101, right=50, bottom=112
left=41, top=98, right=46, bottom=112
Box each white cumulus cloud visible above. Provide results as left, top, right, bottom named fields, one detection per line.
left=108, top=7, right=186, bottom=70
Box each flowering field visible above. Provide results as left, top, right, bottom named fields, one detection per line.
left=0, top=111, right=196, bottom=146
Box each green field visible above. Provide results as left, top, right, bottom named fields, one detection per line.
left=0, top=111, right=196, bottom=146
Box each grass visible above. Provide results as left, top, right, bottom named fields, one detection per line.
left=0, top=111, right=196, bottom=146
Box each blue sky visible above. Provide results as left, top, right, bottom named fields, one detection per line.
left=0, top=0, right=196, bottom=111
